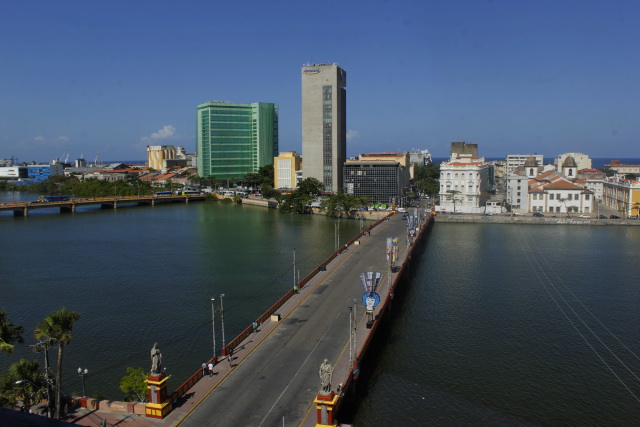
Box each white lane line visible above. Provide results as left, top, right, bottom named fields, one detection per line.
left=258, top=314, right=339, bottom=427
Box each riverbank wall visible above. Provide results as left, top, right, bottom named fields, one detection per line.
left=435, top=214, right=640, bottom=226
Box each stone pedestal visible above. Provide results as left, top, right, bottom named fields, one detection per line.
left=313, top=391, right=338, bottom=426
left=145, top=374, right=172, bottom=419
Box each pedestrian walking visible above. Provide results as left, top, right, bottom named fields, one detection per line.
left=252, top=321, right=259, bottom=333
left=228, top=349, right=234, bottom=367
left=293, top=284, right=299, bottom=294
left=201, top=362, right=207, bottom=376
left=207, top=362, right=214, bottom=377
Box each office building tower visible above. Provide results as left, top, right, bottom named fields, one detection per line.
left=301, top=63, right=346, bottom=193
left=197, top=101, right=278, bottom=180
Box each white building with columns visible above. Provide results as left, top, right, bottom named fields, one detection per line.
left=438, top=154, right=490, bottom=213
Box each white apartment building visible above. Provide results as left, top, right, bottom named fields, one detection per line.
left=438, top=155, right=490, bottom=213
left=506, top=154, right=544, bottom=177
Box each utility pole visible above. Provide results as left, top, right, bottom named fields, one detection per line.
left=210, top=297, right=216, bottom=358
left=220, top=294, right=226, bottom=351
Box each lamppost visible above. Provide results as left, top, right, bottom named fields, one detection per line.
left=220, top=294, right=226, bottom=351
left=210, top=297, right=216, bottom=358
left=77, top=367, right=88, bottom=397
left=348, top=306, right=353, bottom=364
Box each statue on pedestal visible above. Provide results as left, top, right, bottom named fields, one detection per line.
left=151, top=342, right=163, bottom=375
left=319, top=359, right=332, bottom=393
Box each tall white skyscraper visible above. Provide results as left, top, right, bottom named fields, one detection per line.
left=301, top=63, right=346, bottom=193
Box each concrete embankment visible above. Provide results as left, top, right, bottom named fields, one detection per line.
left=435, top=214, right=640, bottom=226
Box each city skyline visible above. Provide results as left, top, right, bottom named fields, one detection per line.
left=1, top=0, right=639, bottom=162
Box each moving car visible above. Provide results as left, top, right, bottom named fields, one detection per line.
left=579, top=214, right=591, bottom=218
left=514, top=212, right=525, bottom=216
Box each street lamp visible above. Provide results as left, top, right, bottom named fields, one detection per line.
left=210, top=297, right=216, bottom=358
left=220, top=294, right=226, bottom=351
left=77, top=367, right=88, bottom=397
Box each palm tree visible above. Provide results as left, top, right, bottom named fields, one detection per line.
left=2, top=358, right=44, bottom=412
left=0, top=310, right=24, bottom=356
left=35, top=308, right=80, bottom=419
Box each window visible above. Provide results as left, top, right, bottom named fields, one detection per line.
left=549, top=194, right=554, bottom=200
left=585, top=194, right=590, bottom=200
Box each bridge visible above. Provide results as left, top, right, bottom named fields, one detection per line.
left=0, top=194, right=206, bottom=217
left=66, top=208, right=433, bottom=426
left=174, top=209, right=432, bottom=426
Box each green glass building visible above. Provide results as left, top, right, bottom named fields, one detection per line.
left=197, top=101, right=278, bottom=180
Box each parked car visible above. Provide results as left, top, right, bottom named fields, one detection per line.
left=610, top=215, right=620, bottom=219
left=514, top=212, right=525, bottom=216
left=533, top=212, right=544, bottom=217
left=597, top=215, right=607, bottom=219
left=579, top=214, right=591, bottom=218
left=629, top=215, right=640, bottom=220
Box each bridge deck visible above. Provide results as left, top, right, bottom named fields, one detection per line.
left=174, top=212, right=424, bottom=427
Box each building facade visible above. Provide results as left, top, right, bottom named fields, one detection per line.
left=439, top=157, right=491, bottom=213
left=554, top=152, right=592, bottom=171
left=528, top=172, right=594, bottom=214
left=274, top=152, right=301, bottom=190
left=27, top=163, right=64, bottom=182
left=506, top=154, right=544, bottom=177
left=602, top=175, right=640, bottom=217
left=197, top=101, right=278, bottom=180
left=301, top=63, right=347, bottom=193
left=343, top=161, right=407, bottom=206
left=147, top=145, right=176, bottom=170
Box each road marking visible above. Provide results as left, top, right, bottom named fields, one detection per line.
left=258, top=314, right=339, bottom=427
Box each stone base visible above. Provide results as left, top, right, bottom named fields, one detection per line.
left=145, top=401, right=172, bottom=419
left=314, top=392, right=339, bottom=426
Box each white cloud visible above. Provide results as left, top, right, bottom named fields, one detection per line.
left=142, top=125, right=177, bottom=142
left=347, top=129, right=360, bottom=142
left=33, top=135, right=45, bottom=142
left=56, top=135, right=69, bottom=142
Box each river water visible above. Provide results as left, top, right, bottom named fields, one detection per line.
left=0, top=192, right=362, bottom=399
left=2, top=193, right=640, bottom=425
left=351, top=223, right=640, bottom=426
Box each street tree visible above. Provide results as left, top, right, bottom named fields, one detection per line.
left=0, top=310, right=24, bottom=356
left=34, top=308, right=80, bottom=419
left=446, top=190, right=462, bottom=213
left=119, top=367, right=148, bottom=402
left=0, top=359, right=44, bottom=412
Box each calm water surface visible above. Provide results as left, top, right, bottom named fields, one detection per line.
left=0, top=193, right=363, bottom=398
left=352, top=223, right=640, bottom=426
left=3, top=193, right=640, bottom=426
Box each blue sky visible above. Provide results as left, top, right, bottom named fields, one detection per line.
left=1, top=0, right=638, bottom=163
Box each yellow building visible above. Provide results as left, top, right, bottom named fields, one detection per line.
left=602, top=175, right=640, bottom=217
left=274, top=152, right=301, bottom=190
left=147, top=145, right=176, bottom=170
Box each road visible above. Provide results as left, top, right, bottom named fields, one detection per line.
left=179, top=215, right=409, bottom=427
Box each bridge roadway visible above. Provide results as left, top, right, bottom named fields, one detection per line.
left=176, top=213, right=416, bottom=427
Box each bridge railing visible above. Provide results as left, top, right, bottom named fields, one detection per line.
left=178, top=212, right=393, bottom=397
